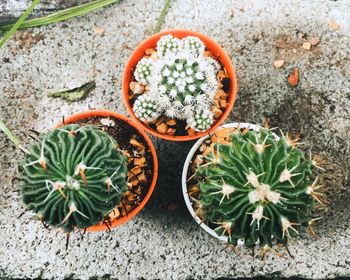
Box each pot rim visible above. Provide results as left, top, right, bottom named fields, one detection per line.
left=57, top=109, right=159, bottom=232
left=122, top=29, right=237, bottom=142
left=181, top=122, right=270, bottom=242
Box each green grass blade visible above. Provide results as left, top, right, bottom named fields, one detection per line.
left=0, top=0, right=41, bottom=48
left=0, top=0, right=122, bottom=31
left=154, top=0, right=171, bottom=33
left=0, top=120, right=21, bottom=147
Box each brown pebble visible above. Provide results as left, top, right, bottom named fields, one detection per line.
left=212, top=107, right=223, bottom=118
left=157, top=123, right=168, bottom=134
left=133, top=84, right=144, bottom=94
left=130, top=138, right=145, bottom=149
left=166, top=119, right=177, bottom=126
left=273, top=59, right=285, bottom=68
left=309, top=37, right=320, bottom=46
left=145, top=48, right=156, bottom=55
left=220, top=99, right=227, bottom=109
left=129, top=81, right=138, bottom=91
left=167, top=128, right=176, bottom=136
left=187, top=128, right=196, bottom=136
left=302, top=42, right=311, bottom=51
left=134, top=157, right=146, bottom=166
left=137, top=172, right=148, bottom=184
left=204, top=50, right=214, bottom=58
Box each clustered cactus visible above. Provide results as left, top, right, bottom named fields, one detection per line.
left=19, top=124, right=128, bottom=233
left=194, top=127, right=322, bottom=247
left=132, top=34, right=221, bottom=132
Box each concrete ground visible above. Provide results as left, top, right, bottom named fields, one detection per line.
left=0, top=0, right=350, bottom=279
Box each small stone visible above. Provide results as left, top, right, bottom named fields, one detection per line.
left=212, top=107, right=223, bottom=118
left=145, top=48, right=156, bottom=56
left=129, top=81, right=138, bottom=91
left=150, top=52, right=159, bottom=61
left=156, top=123, right=168, bottom=134
left=166, top=119, right=176, bottom=126
left=288, top=67, right=299, bottom=87
left=100, top=118, right=115, bottom=127
left=94, top=27, right=105, bottom=36
left=273, top=59, right=285, bottom=68
left=167, top=128, right=176, bottom=136
left=292, top=49, right=297, bottom=54
left=309, top=37, right=320, bottom=46
left=137, top=172, right=147, bottom=184
left=220, top=99, right=227, bottom=109
left=199, top=144, right=207, bottom=152
left=329, top=20, right=340, bottom=31
left=302, top=42, right=311, bottom=50
left=204, top=50, right=214, bottom=58
left=133, top=84, right=144, bottom=94
left=130, top=138, right=145, bottom=149
left=187, top=128, right=196, bottom=136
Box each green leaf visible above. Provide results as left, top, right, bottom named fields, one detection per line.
left=0, top=0, right=41, bottom=48
left=0, top=0, right=122, bottom=31
left=48, top=81, right=96, bottom=102
left=154, top=0, right=171, bottom=33
left=0, top=120, right=20, bottom=147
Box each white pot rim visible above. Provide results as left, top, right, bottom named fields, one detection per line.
left=181, top=122, right=268, bottom=243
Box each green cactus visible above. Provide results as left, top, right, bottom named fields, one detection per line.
left=19, top=124, right=128, bottom=233
left=156, top=34, right=181, bottom=57
left=188, top=107, right=214, bottom=132
left=195, top=127, right=321, bottom=247
left=134, top=58, right=153, bottom=85
left=133, top=94, right=160, bottom=122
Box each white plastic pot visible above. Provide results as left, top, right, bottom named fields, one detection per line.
left=181, top=122, right=267, bottom=242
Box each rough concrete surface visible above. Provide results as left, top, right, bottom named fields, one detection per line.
left=0, top=0, right=350, bottom=279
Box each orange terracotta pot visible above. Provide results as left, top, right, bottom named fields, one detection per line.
left=57, top=109, right=158, bottom=232
left=122, top=29, right=237, bottom=141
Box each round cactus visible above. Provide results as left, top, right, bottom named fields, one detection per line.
left=132, top=35, right=223, bottom=133
left=134, top=58, right=153, bottom=85
left=189, top=107, right=214, bottom=132
left=195, top=127, right=319, bottom=247
left=156, top=34, right=181, bottom=57
left=19, top=124, right=128, bottom=233
left=182, top=36, right=205, bottom=54
left=133, top=94, right=160, bottom=122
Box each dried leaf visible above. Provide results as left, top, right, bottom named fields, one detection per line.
left=48, top=81, right=95, bottom=102
left=288, top=67, right=299, bottom=87
left=329, top=20, right=340, bottom=31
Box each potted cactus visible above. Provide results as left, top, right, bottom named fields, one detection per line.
left=182, top=123, right=325, bottom=249
left=122, top=29, right=237, bottom=141
left=16, top=110, right=158, bottom=236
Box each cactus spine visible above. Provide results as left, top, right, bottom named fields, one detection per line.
left=19, top=124, right=128, bottom=232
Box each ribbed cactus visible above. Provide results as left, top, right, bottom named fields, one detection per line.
left=132, top=35, right=221, bottom=132
left=19, top=124, right=128, bottom=233
left=195, top=127, right=321, bottom=247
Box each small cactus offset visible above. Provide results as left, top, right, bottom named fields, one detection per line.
left=194, top=127, right=323, bottom=247
left=19, top=124, right=128, bottom=233
left=132, top=34, right=221, bottom=132
left=133, top=94, right=160, bottom=122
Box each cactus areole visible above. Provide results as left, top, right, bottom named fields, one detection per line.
left=19, top=124, right=128, bottom=233
left=186, top=124, right=322, bottom=247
